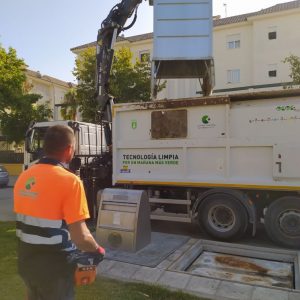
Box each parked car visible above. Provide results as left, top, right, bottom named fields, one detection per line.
left=0, top=165, right=9, bottom=187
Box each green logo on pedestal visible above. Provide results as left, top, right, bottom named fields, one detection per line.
left=25, top=177, right=36, bottom=190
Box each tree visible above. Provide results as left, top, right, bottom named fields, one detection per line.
left=0, top=45, right=52, bottom=144
left=61, top=87, right=78, bottom=120
left=0, top=102, right=52, bottom=144
left=283, top=54, right=300, bottom=87
left=71, top=47, right=165, bottom=122
left=72, top=48, right=98, bottom=122
left=109, top=47, right=155, bottom=103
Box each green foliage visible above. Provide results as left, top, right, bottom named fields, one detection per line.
left=283, top=54, right=300, bottom=87
left=0, top=45, right=52, bottom=144
left=61, top=87, right=78, bottom=120
left=73, top=47, right=98, bottom=122
left=1, top=102, right=52, bottom=144
left=110, top=47, right=165, bottom=102
left=0, top=46, right=26, bottom=110
left=71, top=47, right=165, bottom=122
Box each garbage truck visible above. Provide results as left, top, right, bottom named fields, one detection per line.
left=109, top=88, right=300, bottom=248
left=92, top=0, right=300, bottom=248
left=25, top=89, right=300, bottom=249
left=24, top=0, right=300, bottom=248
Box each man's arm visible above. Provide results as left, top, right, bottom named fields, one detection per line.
left=68, top=220, right=103, bottom=253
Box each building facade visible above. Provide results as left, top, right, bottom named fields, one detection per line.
left=26, top=69, right=73, bottom=121
left=72, top=0, right=300, bottom=99
left=213, top=0, right=300, bottom=94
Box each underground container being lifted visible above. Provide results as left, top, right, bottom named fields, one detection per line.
left=111, top=88, right=300, bottom=249
left=150, top=0, right=215, bottom=96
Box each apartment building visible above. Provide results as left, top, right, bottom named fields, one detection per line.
left=26, top=69, right=74, bottom=120
left=71, top=0, right=300, bottom=99
left=214, top=0, right=300, bottom=94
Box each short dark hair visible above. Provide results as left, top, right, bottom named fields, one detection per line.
left=43, top=125, right=75, bottom=156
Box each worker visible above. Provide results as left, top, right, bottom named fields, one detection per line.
left=14, top=125, right=105, bottom=300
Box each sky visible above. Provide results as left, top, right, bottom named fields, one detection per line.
left=0, top=0, right=294, bottom=83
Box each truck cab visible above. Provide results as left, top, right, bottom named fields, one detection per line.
left=24, top=120, right=107, bottom=170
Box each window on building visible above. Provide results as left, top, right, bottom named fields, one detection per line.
left=268, top=26, right=277, bottom=40
left=227, top=69, right=240, bottom=83
left=269, top=70, right=277, bottom=77
left=139, top=51, right=150, bottom=63
left=268, top=32, right=277, bottom=40
left=268, top=64, right=277, bottom=78
left=227, top=34, right=241, bottom=49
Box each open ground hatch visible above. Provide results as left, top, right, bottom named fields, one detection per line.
left=169, top=240, right=300, bottom=291
left=187, top=251, right=293, bottom=288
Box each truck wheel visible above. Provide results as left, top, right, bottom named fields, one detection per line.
left=264, top=196, right=300, bottom=249
left=199, top=193, right=248, bottom=240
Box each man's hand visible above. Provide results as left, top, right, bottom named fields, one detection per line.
left=68, top=250, right=104, bottom=266
left=97, top=245, right=105, bottom=256
left=68, top=220, right=100, bottom=253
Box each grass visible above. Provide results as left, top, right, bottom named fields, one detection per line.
left=77, top=278, right=203, bottom=300
left=0, top=222, right=208, bottom=300
left=0, top=222, right=26, bottom=299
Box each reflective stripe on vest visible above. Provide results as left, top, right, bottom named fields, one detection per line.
left=17, top=214, right=63, bottom=228
left=16, top=213, right=74, bottom=250
left=16, top=229, right=63, bottom=245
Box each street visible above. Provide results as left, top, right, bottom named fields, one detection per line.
left=151, top=220, right=284, bottom=250
left=0, top=177, right=17, bottom=221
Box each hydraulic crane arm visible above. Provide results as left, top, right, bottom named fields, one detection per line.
left=96, top=0, right=144, bottom=146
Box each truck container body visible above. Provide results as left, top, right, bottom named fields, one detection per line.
left=113, top=93, right=300, bottom=190
left=111, top=89, right=300, bottom=248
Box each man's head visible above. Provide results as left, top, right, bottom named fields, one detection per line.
left=43, top=125, right=75, bottom=163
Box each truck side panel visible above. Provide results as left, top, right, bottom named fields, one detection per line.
left=113, top=96, right=300, bottom=189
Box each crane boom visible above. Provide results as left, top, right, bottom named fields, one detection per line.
left=95, top=0, right=214, bottom=146
left=96, top=0, right=144, bottom=146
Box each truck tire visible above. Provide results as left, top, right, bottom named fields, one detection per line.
left=199, top=193, right=248, bottom=241
left=264, top=196, right=300, bottom=249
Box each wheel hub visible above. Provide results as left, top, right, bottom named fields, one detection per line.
left=208, top=205, right=235, bottom=232
left=279, top=210, right=300, bottom=236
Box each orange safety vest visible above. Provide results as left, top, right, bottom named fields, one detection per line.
left=14, top=158, right=90, bottom=279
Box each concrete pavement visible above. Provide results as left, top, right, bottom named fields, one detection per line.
left=97, top=238, right=300, bottom=300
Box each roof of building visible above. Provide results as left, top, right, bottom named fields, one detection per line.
left=71, top=32, right=154, bottom=52
left=70, top=0, right=300, bottom=52
left=214, top=0, right=300, bottom=26
left=26, top=69, right=75, bottom=88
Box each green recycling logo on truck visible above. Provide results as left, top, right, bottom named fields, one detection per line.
left=198, top=115, right=216, bottom=128
left=202, top=115, right=211, bottom=124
